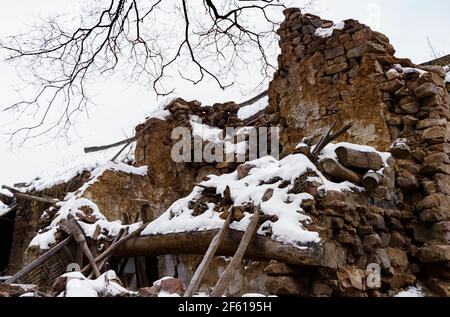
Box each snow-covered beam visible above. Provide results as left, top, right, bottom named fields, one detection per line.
left=113, top=229, right=345, bottom=269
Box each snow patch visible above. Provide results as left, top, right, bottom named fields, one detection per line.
left=0, top=201, right=12, bottom=217
left=314, top=21, right=345, bottom=38
left=318, top=142, right=391, bottom=167
left=62, top=271, right=135, bottom=297
left=392, top=64, right=428, bottom=77
left=395, top=286, right=424, bottom=297
left=237, top=95, right=268, bottom=120
left=0, top=188, right=13, bottom=198
left=147, top=108, right=170, bottom=121
left=29, top=161, right=147, bottom=249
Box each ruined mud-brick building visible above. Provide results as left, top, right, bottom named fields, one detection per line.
left=1, top=8, right=450, bottom=297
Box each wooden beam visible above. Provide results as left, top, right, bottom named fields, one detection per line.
left=61, top=218, right=100, bottom=278
left=335, top=146, right=383, bottom=171
left=320, top=158, right=361, bottom=184
left=81, top=222, right=149, bottom=275
left=84, top=137, right=136, bottom=154
left=309, top=122, right=353, bottom=162
left=238, top=90, right=268, bottom=108
left=363, top=171, right=383, bottom=192
left=2, top=185, right=59, bottom=205
left=113, top=230, right=327, bottom=268
left=212, top=207, right=260, bottom=297
left=184, top=210, right=233, bottom=297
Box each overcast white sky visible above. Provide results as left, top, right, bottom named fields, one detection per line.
left=0, top=0, right=449, bottom=186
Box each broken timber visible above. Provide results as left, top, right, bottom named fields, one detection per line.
left=184, top=209, right=233, bottom=297
left=309, top=122, right=353, bottom=162
left=320, top=158, right=361, bottom=184
left=335, top=146, right=383, bottom=171
left=2, top=185, right=59, bottom=205
left=211, top=207, right=260, bottom=297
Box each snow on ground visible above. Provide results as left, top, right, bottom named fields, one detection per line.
left=237, top=95, right=268, bottom=120
left=143, top=144, right=381, bottom=248
left=314, top=21, right=345, bottom=38
left=395, top=285, right=425, bottom=297
left=61, top=271, right=135, bottom=297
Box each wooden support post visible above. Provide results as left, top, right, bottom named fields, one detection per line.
left=211, top=207, right=260, bottom=297
left=184, top=209, right=233, bottom=297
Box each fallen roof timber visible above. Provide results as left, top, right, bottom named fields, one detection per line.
left=113, top=229, right=344, bottom=269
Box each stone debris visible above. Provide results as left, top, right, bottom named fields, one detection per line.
left=1, top=8, right=449, bottom=297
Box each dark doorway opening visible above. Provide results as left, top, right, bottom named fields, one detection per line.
left=0, top=210, right=15, bottom=275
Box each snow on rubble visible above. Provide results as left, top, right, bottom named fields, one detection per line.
left=142, top=142, right=390, bottom=249
left=58, top=271, right=134, bottom=297
left=28, top=160, right=147, bottom=249
left=314, top=21, right=345, bottom=38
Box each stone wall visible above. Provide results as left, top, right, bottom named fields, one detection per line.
left=266, top=8, right=450, bottom=296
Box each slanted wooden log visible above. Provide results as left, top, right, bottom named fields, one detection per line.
left=309, top=122, right=353, bottom=162
left=363, top=171, right=383, bottom=192
left=184, top=209, right=233, bottom=297
left=84, top=137, right=136, bottom=154
left=6, top=236, right=73, bottom=284
left=335, top=147, right=383, bottom=171
left=80, top=222, right=149, bottom=275
left=212, top=207, right=260, bottom=297
left=2, top=185, right=59, bottom=205
left=320, top=158, right=361, bottom=184
left=61, top=218, right=101, bottom=278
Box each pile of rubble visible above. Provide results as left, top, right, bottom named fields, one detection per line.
left=1, top=8, right=449, bottom=297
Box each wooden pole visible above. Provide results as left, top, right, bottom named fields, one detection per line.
left=184, top=210, right=233, bottom=297
left=84, top=137, right=136, bottom=154
left=211, top=207, right=260, bottom=297
left=82, top=241, right=101, bottom=278
left=80, top=222, right=149, bottom=274
left=2, top=185, right=59, bottom=205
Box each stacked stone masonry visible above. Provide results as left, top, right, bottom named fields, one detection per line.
left=266, top=8, right=450, bottom=296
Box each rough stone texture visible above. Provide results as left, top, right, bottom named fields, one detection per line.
left=82, top=170, right=152, bottom=221
left=5, top=9, right=450, bottom=297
